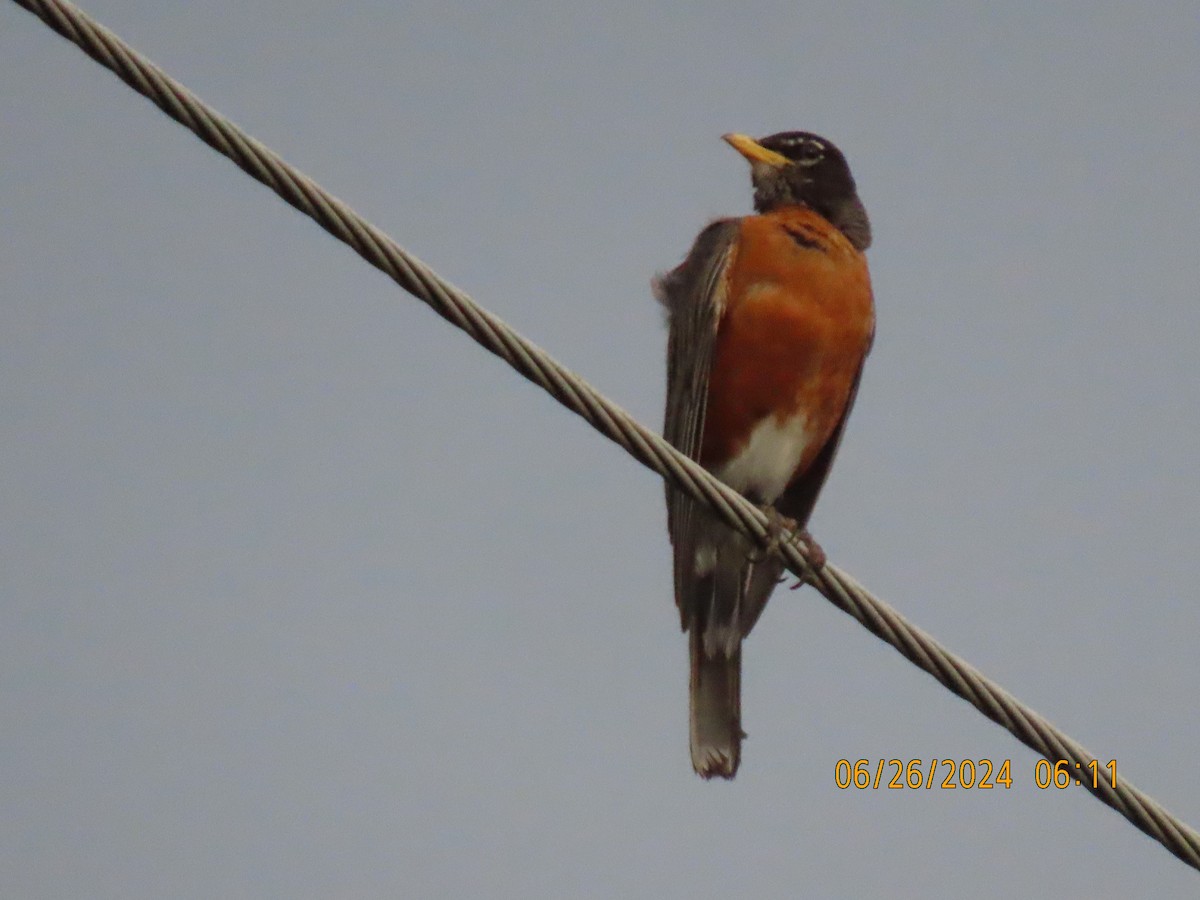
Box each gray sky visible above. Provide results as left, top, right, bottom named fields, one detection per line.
left=3, top=1, right=1199, bottom=897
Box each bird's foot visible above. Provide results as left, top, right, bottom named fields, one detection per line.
left=746, top=503, right=826, bottom=588
left=750, top=509, right=827, bottom=586
left=787, top=529, right=827, bottom=589
left=748, top=506, right=797, bottom=563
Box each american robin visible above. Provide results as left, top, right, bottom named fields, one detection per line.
left=656, top=131, right=874, bottom=778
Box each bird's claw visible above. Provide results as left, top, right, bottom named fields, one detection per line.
left=750, top=509, right=826, bottom=583
left=748, top=507, right=796, bottom=563
left=786, top=529, right=826, bottom=588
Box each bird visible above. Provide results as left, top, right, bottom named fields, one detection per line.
left=655, top=131, right=874, bottom=778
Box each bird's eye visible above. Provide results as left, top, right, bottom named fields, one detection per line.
left=796, top=142, right=824, bottom=166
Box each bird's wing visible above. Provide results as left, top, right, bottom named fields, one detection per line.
left=655, top=218, right=741, bottom=625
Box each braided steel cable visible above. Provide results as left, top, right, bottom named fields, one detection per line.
left=11, top=0, right=1200, bottom=872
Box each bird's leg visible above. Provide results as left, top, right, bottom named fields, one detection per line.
left=746, top=505, right=827, bottom=586
left=747, top=506, right=797, bottom=563
left=748, top=505, right=821, bottom=561
left=786, top=528, right=826, bottom=588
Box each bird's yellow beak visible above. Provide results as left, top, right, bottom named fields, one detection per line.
left=722, top=133, right=789, bottom=168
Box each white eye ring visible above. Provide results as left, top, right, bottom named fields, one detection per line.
left=785, top=137, right=825, bottom=165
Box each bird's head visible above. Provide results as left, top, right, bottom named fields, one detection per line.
left=723, top=131, right=871, bottom=250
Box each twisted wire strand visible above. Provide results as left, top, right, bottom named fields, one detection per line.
left=12, top=0, right=1200, bottom=871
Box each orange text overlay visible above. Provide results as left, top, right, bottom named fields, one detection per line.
left=833, top=758, right=1117, bottom=791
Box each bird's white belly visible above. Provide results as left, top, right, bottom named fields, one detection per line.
left=712, top=411, right=815, bottom=503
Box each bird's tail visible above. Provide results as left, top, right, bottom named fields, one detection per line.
left=689, top=626, right=742, bottom=779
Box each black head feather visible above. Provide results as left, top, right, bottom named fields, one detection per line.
left=745, top=131, right=871, bottom=250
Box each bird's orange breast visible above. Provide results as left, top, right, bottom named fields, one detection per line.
left=700, top=208, right=874, bottom=495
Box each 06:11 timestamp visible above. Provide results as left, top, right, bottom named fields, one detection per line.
left=1035, top=759, right=1117, bottom=790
